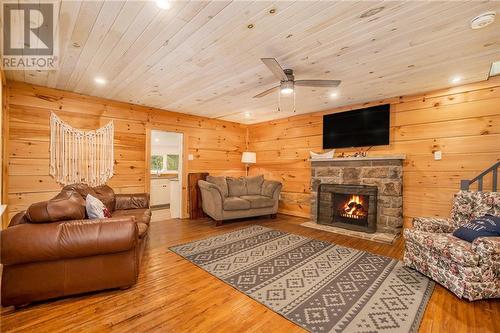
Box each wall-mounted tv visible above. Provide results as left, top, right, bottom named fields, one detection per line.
left=323, top=104, right=390, bottom=149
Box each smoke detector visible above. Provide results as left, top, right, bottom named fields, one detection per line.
left=470, top=11, right=496, bottom=29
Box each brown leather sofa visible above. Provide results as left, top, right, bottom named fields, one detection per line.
left=0, top=184, right=151, bottom=307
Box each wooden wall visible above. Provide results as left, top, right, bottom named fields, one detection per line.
left=5, top=77, right=500, bottom=227
left=248, top=77, right=500, bottom=226
left=5, top=81, right=246, bottom=224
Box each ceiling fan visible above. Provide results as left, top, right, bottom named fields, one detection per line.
left=253, top=58, right=341, bottom=98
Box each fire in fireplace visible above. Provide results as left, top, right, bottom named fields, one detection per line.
left=340, top=194, right=368, bottom=220
left=317, top=184, right=377, bottom=233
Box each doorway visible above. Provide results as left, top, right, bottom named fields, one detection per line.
left=149, top=130, right=183, bottom=219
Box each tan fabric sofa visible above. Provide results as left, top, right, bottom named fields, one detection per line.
left=198, top=175, right=282, bottom=225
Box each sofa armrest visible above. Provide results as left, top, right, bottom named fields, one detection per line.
left=472, top=237, right=500, bottom=257
left=115, top=193, right=150, bottom=210
left=1, top=217, right=138, bottom=266
left=262, top=180, right=282, bottom=199
left=472, top=237, right=500, bottom=272
left=198, top=180, right=224, bottom=218
left=412, top=217, right=455, bottom=233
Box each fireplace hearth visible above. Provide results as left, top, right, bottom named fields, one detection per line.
left=317, top=184, right=378, bottom=233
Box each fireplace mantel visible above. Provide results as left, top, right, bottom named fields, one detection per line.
left=310, top=154, right=406, bottom=162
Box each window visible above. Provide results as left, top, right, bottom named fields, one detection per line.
left=166, top=154, right=179, bottom=171
left=151, top=155, right=163, bottom=172
left=151, top=154, right=179, bottom=173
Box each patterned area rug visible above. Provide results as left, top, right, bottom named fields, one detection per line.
left=170, top=226, right=434, bottom=333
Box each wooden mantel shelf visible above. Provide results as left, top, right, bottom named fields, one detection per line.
left=309, top=154, right=406, bottom=162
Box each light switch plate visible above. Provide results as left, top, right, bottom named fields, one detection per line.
left=434, top=151, right=442, bottom=160
left=188, top=154, right=194, bottom=161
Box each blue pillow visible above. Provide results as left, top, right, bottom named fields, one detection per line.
left=453, top=214, right=500, bottom=242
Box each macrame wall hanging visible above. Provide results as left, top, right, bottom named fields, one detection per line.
left=49, top=112, right=114, bottom=186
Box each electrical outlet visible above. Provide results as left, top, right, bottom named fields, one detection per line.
left=188, top=154, right=194, bottom=161
left=434, top=151, right=442, bottom=160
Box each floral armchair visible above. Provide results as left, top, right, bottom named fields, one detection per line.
left=403, top=190, right=500, bottom=301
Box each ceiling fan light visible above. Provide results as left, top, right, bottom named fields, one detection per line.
left=280, top=81, right=294, bottom=94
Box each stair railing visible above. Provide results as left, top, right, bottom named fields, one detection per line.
left=460, top=161, right=499, bottom=192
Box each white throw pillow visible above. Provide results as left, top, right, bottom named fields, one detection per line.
left=310, top=150, right=335, bottom=159
left=86, top=194, right=106, bottom=219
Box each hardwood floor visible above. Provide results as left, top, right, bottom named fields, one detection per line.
left=1, top=215, right=499, bottom=332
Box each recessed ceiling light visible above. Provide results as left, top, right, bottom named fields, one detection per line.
left=94, top=77, right=107, bottom=85
left=330, top=92, right=339, bottom=98
left=155, top=0, right=170, bottom=10
left=450, top=76, right=462, bottom=84
left=470, top=11, right=496, bottom=29
left=154, top=138, right=160, bottom=143
left=244, top=111, right=252, bottom=118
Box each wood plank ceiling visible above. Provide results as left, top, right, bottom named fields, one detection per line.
left=5, top=0, right=500, bottom=124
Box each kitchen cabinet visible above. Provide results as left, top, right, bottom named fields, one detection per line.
left=150, top=178, right=170, bottom=206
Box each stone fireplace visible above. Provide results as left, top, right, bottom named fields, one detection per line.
left=311, top=156, right=404, bottom=235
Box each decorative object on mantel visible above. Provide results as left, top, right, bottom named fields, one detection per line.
left=49, top=112, right=114, bottom=186
left=337, top=147, right=373, bottom=158
left=309, top=149, right=335, bottom=159
left=309, top=154, right=406, bottom=162
left=241, top=151, right=256, bottom=176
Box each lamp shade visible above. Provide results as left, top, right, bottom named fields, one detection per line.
left=241, top=151, right=256, bottom=164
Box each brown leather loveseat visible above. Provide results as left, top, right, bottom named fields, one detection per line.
left=0, top=183, right=151, bottom=307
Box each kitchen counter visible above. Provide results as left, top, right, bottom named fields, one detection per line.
left=151, top=174, right=179, bottom=180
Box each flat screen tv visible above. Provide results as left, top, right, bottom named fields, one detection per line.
left=323, top=104, right=390, bottom=149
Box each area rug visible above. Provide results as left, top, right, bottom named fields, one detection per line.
left=169, top=225, right=434, bottom=333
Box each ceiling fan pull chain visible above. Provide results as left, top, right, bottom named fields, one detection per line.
left=277, top=88, right=281, bottom=112
left=293, top=88, right=296, bottom=112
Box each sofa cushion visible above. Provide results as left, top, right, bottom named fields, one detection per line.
left=206, top=176, right=228, bottom=197
left=245, top=175, right=264, bottom=195
left=474, top=192, right=500, bottom=219
left=240, top=195, right=274, bottom=209
left=223, top=197, right=251, bottom=211
left=113, top=208, right=152, bottom=225
left=453, top=214, right=500, bottom=242
left=85, top=194, right=108, bottom=219
left=93, top=185, right=116, bottom=211
left=404, top=229, right=479, bottom=267
left=227, top=177, right=247, bottom=197
left=26, top=190, right=86, bottom=223
left=262, top=180, right=281, bottom=197
left=62, top=183, right=98, bottom=200
left=450, top=191, right=500, bottom=228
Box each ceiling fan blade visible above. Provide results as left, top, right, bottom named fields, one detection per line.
left=294, top=80, right=341, bottom=87
left=253, top=86, right=279, bottom=98
left=261, top=58, right=289, bottom=82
